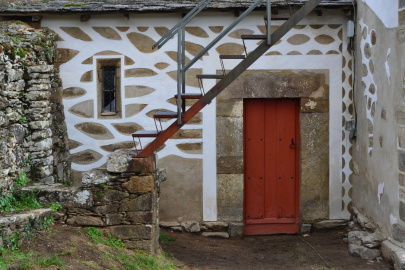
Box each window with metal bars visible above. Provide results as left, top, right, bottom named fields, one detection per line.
left=97, top=58, right=121, bottom=118
left=102, top=66, right=116, bottom=112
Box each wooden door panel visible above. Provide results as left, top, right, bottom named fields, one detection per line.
left=244, top=100, right=265, bottom=219
left=276, top=100, right=296, bottom=219
left=244, top=98, right=299, bottom=235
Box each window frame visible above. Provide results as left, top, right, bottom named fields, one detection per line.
left=96, top=57, right=122, bottom=119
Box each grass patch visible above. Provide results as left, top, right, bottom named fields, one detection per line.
left=159, top=233, right=176, bottom=244
left=85, top=227, right=125, bottom=249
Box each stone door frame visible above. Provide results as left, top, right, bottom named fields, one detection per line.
left=201, top=55, right=349, bottom=222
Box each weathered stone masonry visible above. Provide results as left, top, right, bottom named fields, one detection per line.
left=54, top=150, right=162, bottom=253
left=0, top=21, right=70, bottom=193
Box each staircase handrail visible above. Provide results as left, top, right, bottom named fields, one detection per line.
left=183, top=0, right=268, bottom=72
left=152, top=0, right=213, bottom=50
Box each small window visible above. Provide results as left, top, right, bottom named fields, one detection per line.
left=97, top=58, right=122, bottom=118
left=102, top=66, right=116, bottom=113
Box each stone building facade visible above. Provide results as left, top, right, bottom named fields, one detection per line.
left=0, top=0, right=357, bottom=233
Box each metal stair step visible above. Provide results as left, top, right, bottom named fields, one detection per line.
left=132, top=131, right=160, bottom=138
left=196, top=74, right=224, bottom=79
left=241, top=34, right=267, bottom=40
left=219, top=55, right=246, bottom=60
left=153, top=111, right=178, bottom=119
left=174, top=93, right=203, bottom=99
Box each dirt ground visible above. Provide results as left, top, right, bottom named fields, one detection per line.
left=6, top=224, right=394, bottom=270
left=160, top=228, right=393, bottom=270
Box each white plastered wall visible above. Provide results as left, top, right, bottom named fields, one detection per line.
left=42, top=10, right=352, bottom=221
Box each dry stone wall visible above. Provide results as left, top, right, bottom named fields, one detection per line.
left=59, top=151, right=162, bottom=253
left=0, top=21, right=70, bottom=195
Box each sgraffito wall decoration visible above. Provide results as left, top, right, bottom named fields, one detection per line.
left=43, top=12, right=353, bottom=221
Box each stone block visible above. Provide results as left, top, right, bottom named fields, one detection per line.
left=201, top=221, right=229, bottom=232
left=362, top=232, right=385, bottom=248
left=217, top=174, right=243, bottom=221
left=159, top=221, right=180, bottom=228
left=301, top=224, right=312, bottom=234
left=217, top=156, right=243, bottom=174
left=216, top=99, right=243, bottom=117
left=401, top=0, right=405, bottom=9
left=29, top=121, right=50, bottom=130
left=228, top=223, right=244, bottom=238
left=127, top=212, right=153, bottom=224
left=216, top=117, right=243, bottom=157
left=313, top=220, right=348, bottom=230
left=393, top=224, right=405, bottom=243
left=27, top=65, right=54, bottom=73
left=109, top=225, right=152, bottom=240
left=123, top=175, right=154, bottom=194
left=349, top=244, right=381, bottom=260
left=119, top=193, right=154, bottom=212
left=105, top=214, right=123, bottom=225
left=82, top=169, right=109, bottom=187
left=91, top=204, right=119, bottom=215
left=381, top=240, right=405, bottom=269
left=131, top=157, right=155, bottom=174
left=107, top=149, right=136, bottom=173
left=101, top=189, right=129, bottom=202
left=157, top=169, right=166, bottom=183
left=66, top=215, right=104, bottom=226
left=202, top=232, right=229, bottom=238
left=181, top=221, right=200, bottom=233
left=124, top=239, right=155, bottom=253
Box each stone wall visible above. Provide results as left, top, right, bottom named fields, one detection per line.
left=0, top=21, right=70, bottom=196
left=59, top=150, right=161, bottom=253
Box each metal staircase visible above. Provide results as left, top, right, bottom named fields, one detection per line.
left=132, top=0, right=324, bottom=158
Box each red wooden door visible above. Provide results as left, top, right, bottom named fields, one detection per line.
left=244, top=99, right=299, bottom=235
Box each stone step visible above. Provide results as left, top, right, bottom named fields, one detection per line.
left=0, top=208, right=53, bottom=249
left=202, top=232, right=230, bottom=238
left=19, top=183, right=92, bottom=208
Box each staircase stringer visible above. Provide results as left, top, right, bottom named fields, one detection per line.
left=135, top=0, right=324, bottom=158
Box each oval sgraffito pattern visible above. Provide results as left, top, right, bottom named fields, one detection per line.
left=165, top=51, right=191, bottom=64
left=63, top=87, right=87, bottom=99
left=185, top=27, right=209, bottom=38
left=71, top=149, right=103, bottom=165
left=125, top=85, right=155, bottom=98
left=127, top=32, right=157, bottom=54
left=112, top=122, right=144, bottom=135
left=314, top=35, right=335, bottom=45
left=69, top=100, right=94, bottom=118
left=125, top=68, right=157, bottom=78
left=75, top=123, right=115, bottom=140
left=216, top=43, right=244, bottom=55
left=125, top=104, right=148, bottom=118
left=60, top=27, right=92, bottom=41
left=287, top=34, right=310, bottom=45
left=92, top=27, right=122, bottom=40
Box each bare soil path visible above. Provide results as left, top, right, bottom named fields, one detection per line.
left=160, top=228, right=393, bottom=270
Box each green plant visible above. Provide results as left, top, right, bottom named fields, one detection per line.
left=85, top=227, right=103, bottom=243
left=18, top=116, right=27, bottom=124
left=159, top=233, right=176, bottom=244
left=15, top=170, right=29, bottom=187
left=85, top=227, right=125, bottom=249
left=50, top=202, right=62, bottom=212
left=39, top=255, right=64, bottom=268
left=18, top=190, right=42, bottom=210
left=42, top=216, right=54, bottom=231
left=96, top=191, right=104, bottom=199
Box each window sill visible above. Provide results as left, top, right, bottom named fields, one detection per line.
left=101, top=112, right=117, bottom=116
